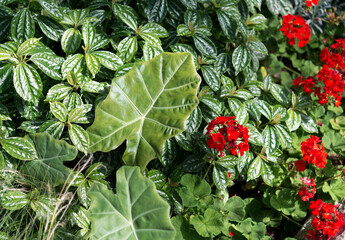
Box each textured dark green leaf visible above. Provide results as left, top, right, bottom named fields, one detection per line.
left=270, top=83, right=290, bottom=107
left=2, top=137, right=37, bottom=160
left=61, top=54, right=84, bottom=79
left=300, top=113, right=318, bottom=133
left=236, top=104, right=249, bottom=124
left=213, top=165, right=229, bottom=190
left=11, top=9, right=35, bottom=43
left=39, top=120, right=64, bottom=139
left=17, top=38, right=41, bottom=57
left=141, top=23, right=169, bottom=37
left=50, top=102, right=68, bottom=122
left=232, top=45, right=251, bottom=75
left=146, top=0, right=168, bottom=23
left=247, top=40, right=268, bottom=55
left=13, top=63, right=42, bottom=102
left=0, top=64, right=12, bottom=93
left=87, top=53, right=200, bottom=169
left=82, top=22, right=96, bottom=51
left=85, top=53, right=101, bottom=75
left=37, top=0, right=64, bottom=20
left=216, top=10, right=237, bottom=40
left=177, top=24, right=193, bottom=37
left=255, top=100, right=272, bottom=120
left=22, top=133, right=78, bottom=186
left=92, top=51, right=123, bottom=71
left=0, top=191, right=28, bottom=210
left=87, top=166, right=175, bottom=240
left=245, top=123, right=264, bottom=146
left=112, top=4, right=138, bottom=31
left=117, top=36, right=138, bottom=63
left=46, top=84, right=72, bottom=101
left=201, top=66, right=220, bottom=91
left=185, top=106, right=202, bottom=133
left=193, top=34, right=217, bottom=57
left=37, top=15, right=64, bottom=41
left=274, top=124, right=292, bottom=148
left=31, top=52, right=63, bottom=80
left=261, top=162, right=274, bottom=186
left=63, top=92, right=83, bottom=112
left=266, top=0, right=294, bottom=15
left=68, top=104, right=92, bottom=123
left=142, top=43, right=163, bottom=61
left=286, top=109, right=301, bottom=132
left=247, top=156, right=263, bottom=181
left=69, top=124, right=89, bottom=153
left=262, top=125, right=280, bottom=154
left=61, top=28, right=81, bottom=54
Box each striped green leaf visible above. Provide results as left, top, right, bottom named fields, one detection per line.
left=11, top=9, right=35, bottom=43
left=50, top=102, right=68, bottom=122
left=112, top=4, right=138, bottom=31
left=0, top=191, right=29, bottom=210
left=262, top=125, right=280, bottom=154
left=286, top=109, right=301, bottom=132
left=85, top=53, right=100, bottom=75
left=2, top=137, right=37, bottom=160
left=69, top=124, right=89, bottom=153
left=92, top=51, right=123, bottom=71
left=61, top=28, right=81, bottom=54
left=117, top=36, right=137, bottom=63
left=232, top=45, right=251, bottom=75
left=31, top=52, right=64, bottom=80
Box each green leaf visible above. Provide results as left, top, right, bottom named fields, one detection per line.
left=69, top=124, right=89, bottom=153
left=30, top=195, right=57, bottom=220
left=190, top=208, right=223, bottom=238
left=0, top=64, right=12, bottom=93
left=172, top=216, right=203, bottom=240
left=87, top=166, right=175, bottom=240
left=247, top=40, right=268, bottom=55
left=201, top=66, right=220, bottom=91
left=274, top=124, right=292, bottom=148
left=50, top=102, right=68, bottom=122
left=38, top=120, right=64, bottom=139
left=286, top=109, right=301, bottom=132
left=141, top=23, right=169, bottom=38
left=2, top=137, right=37, bottom=160
left=232, top=45, right=251, bottom=75
left=142, top=43, right=163, bottom=61
left=244, top=124, right=263, bottom=146
left=255, top=100, right=272, bottom=120
left=170, top=43, right=198, bottom=68
left=112, top=4, right=138, bottom=31
left=236, top=104, right=249, bottom=125
left=85, top=53, right=101, bottom=75
left=179, top=0, right=197, bottom=9
left=300, top=113, right=318, bottom=133
left=117, top=36, right=138, bottom=63
left=266, top=0, right=294, bottom=15
left=61, top=28, right=81, bottom=54
left=89, top=34, right=109, bottom=52
left=61, top=54, right=84, bottom=79
left=63, top=92, right=83, bottom=112
left=37, top=0, right=64, bottom=20
left=270, top=83, right=290, bottom=107
left=17, top=38, right=41, bottom=57
left=262, top=125, right=280, bottom=154
left=213, top=165, right=229, bottom=190
left=185, top=106, right=202, bottom=133
left=216, top=10, right=237, bottom=40
left=193, top=34, right=217, bottom=57
left=322, top=178, right=345, bottom=202
left=178, top=174, right=211, bottom=207
left=46, top=84, right=73, bottom=101
left=22, top=133, right=78, bottom=186
left=30, top=52, right=64, bottom=80
left=37, top=15, right=64, bottom=41
left=11, top=9, right=35, bottom=43
left=222, top=196, right=245, bottom=222
left=0, top=191, right=28, bottom=210
left=261, top=162, right=274, bottom=186
left=82, top=22, right=96, bottom=51
left=146, top=0, right=168, bottom=23
left=247, top=156, right=263, bottom=181
left=13, top=63, right=42, bottom=102
left=87, top=53, right=200, bottom=170
left=92, top=51, right=123, bottom=71
left=0, top=103, right=10, bottom=121
left=68, top=104, right=92, bottom=123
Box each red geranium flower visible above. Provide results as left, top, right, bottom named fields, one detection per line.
left=294, top=159, right=306, bottom=172
left=280, top=14, right=311, bottom=48
left=301, top=136, right=327, bottom=168
left=306, top=0, right=319, bottom=7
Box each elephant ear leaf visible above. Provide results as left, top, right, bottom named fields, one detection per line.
left=87, top=52, right=201, bottom=169
left=22, top=133, right=78, bottom=187
left=87, top=166, right=176, bottom=240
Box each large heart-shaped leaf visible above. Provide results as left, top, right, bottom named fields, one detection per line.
left=87, top=52, right=200, bottom=169
left=21, top=133, right=78, bottom=186
left=87, top=166, right=176, bottom=240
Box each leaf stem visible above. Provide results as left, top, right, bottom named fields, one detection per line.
left=280, top=212, right=303, bottom=227
left=284, top=65, right=301, bottom=76
left=203, top=158, right=214, bottom=180
left=316, top=173, right=342, bottom=189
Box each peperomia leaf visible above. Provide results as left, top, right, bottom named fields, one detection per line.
left=22, top=133, right=78, bottom=186
left=87, top=166, right=176, bottom=240
left=87, top=52, right=200, bottom=170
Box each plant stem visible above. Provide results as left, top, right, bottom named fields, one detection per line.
left=316, top=174, right=342, bottom=189
left=284, top=65, right=301, bottom=76
left=280, top=212, right=303, bottom=227
left=202, top=158, right=214, bottom=180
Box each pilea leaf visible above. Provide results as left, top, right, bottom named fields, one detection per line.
left=87, top=52, right=200, bottom=170
left=87, top=166, right=176, bottom=240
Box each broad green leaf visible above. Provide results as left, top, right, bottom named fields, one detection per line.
left=247, top=156, right=263, bottom=181
left=2, top=137, right=37, bottom=160
left=266, top=0, right=294, bottom=15
left=117, top=36, right=138, bottom=63
left=244, top=123, right=263, bottom=146
left=178, top=174, right=211, bottom=207
left=172, top=216, right=203, bottom=240
left=13, top=63, right=42, bottom=102
left=0, top=191, right=28, bottom=210
left=39, top=120, right=64, bottom=139
left=22, top=133, right=77, bottom=186
left=222, top=196, right=245, bottom=222
left=61, top=54, right=84, bottom=79
left=300, top=113, right=318, bottom=133
left=262, top=125, right=279, bottom=154
left=46, top=84, right=73, bottom=101
left=68, top=104, right=92, bottom=123
left=85, top=53, right=100, bottom=75
left=37, top=15, right=64, bottom=41
left=255, top=100, right=272, bottom=120
left=17, top=38, right=41, bottom=56
left=11, top=9, right=35, bottom=43
left=247, top=40, right=268, bottom=55
left=87, top=166, right=175, bottom=240
left=286, top=109, right=301, bottom=132
left=274, top=124, right=292, bottom=148
left=190, top=208, right=223, bottom=238
left=201, top=65, right=220, bottom=91
left=92, top=51, right=123, bottom=71
left=232, top=45, right=251, bottom=75
left=216, top=10, right=237, bottom=40
left=261, top=162, right=274, bottom=186
left=141, top=23, right=169, bottom=38
left=270, top=83, right=290, bottom=107
left=37, top=0, right=64, bottom=20
left=69, top=124, right=89, bottom=153
left=87, top=53, right=200, bottom=170
left=50, top=102, right=68, bottom=122
left=61, top=28, right=81, bottom=54
left=193, top=34, right=217, bottom=57
left=322, top=178, right=345, bottom=202
left=31, top=52, right=63, bottom=80
left=112, top=4, right=138, bottom=31
left=82, top=22, right=96, bottom=51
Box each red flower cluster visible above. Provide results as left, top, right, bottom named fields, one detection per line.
left=300, top=136, right=327, bottom=168
left=280, top=14, right=311, bottom=48
left=298, top=177, right=316, bottom=201
left=306, top=0, right=319, bottom=7
left=206, top=116, right=249, bottom=157
left=294, top=39, right=345, bottom=107
left=306, top=199, right=344, bottom=239
left=294, top=159, right=306, bottom=171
